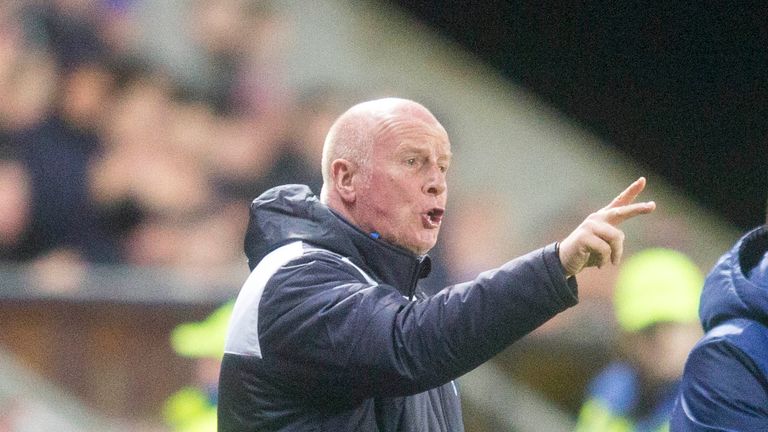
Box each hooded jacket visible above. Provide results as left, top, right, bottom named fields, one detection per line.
left=217, top=185, right=578, bottom=431
left=671, top=226, right=768, bottom=431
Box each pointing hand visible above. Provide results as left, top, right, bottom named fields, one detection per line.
left=558, top=177, right=656, bottom=277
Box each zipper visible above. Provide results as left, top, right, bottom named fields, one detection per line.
left=436, top=381, right=458, bottom=430
left=406, top=256, right=428, bottom=300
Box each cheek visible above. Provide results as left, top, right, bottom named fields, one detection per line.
left=369, top=174, right=413, bottom=207
left=363, top=170, right=425, bottom=225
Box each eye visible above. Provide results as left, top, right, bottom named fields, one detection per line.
left=439, top=165, right=448, bottom=173
left=406, top=158, right=417, bottom=166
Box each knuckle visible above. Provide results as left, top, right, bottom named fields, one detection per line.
left=583, top=219, right=598, bottom=230
left=601, top=242, right=612, bottom=254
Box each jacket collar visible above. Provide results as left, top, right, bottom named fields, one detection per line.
left=327, top=208, right=432, bottom=298
left=245, top=185, right=431, bottom=298
left=700, top=225, right=768, bottom=331
left=737, top=225, right=768, bottom=278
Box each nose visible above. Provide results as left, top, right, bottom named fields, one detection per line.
left=423, top=164, right=447, bottom=196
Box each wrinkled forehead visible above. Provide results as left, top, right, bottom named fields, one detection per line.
left=366, top=101, right=450, bottom=151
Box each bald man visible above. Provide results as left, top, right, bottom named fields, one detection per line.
left=217, top=98, right=655, bottom=431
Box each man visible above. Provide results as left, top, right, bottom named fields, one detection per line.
left=670, top=213, right=768, bottom=430
left=217, top=98, right=655, bottom=431
left=576, top=248, right=704, bottom=432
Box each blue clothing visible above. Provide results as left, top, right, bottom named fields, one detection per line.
left=577, top=362, right=678, bottom=431
left=217, top=185, right=578, bottom=431
left=670, top=226, right=768, bottom=431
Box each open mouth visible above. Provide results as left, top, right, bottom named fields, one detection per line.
left=423, top=208, right=445, bottom=228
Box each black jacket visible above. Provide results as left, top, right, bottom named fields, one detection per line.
left=218, top=185, right=578, bottom=431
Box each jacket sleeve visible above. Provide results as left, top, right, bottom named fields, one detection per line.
left=670, top=339, right=768, bottom=431
left=257, top=243, right=577, bottom=402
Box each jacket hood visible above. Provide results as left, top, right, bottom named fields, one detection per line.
left=243, top=184, right=430, bottom=292
left=699, top=225, right=768, bottom=331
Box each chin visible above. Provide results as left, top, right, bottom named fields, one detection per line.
left=402, top=242, right=430, bottom=256
left=414, top=242, right=437, bottom=256
left=395, top=232, right=437, bottom=255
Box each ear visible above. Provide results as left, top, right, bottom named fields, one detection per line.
left=330, top=159, right=357, bottom=203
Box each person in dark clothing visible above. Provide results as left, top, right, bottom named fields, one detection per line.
left=670, top=210, right=768, bottom=430
left=16, top=61, right=120, bottom=263
left=217, top=98, right=656, bottom=431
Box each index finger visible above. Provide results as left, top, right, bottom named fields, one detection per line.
left=603, top=177, right=647, bottom=210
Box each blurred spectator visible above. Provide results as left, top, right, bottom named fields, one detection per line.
left=25, top=247, right=89, bottom=294
left=188, top=0, right=292, bottom=119
left=0, top=4, right=58, bottom=136
left=575, top=248, right=704, bottom=432
left=15, top=60, right=120, bottom=263
left=90, top=63, right=252, bottom=274
left=0, top=0, right=315, bottom=272
left=27, top=0, right=109, bottom=70
left=91, top=66, right=212, bottom=217
left=206, top=115, right=285, bottom=204
left=205, top=84, right=342, bottom=203
left=0, top=158, right=32, bottom=261
left=262, top=85, right=352, bottom=195
left=0, top=51, right=57, bottom=135
left=163, top=301, right=233, bottom=432
left=97, top=0, right=143, bottom=58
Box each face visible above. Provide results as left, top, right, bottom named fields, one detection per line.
left=0, top=161, right=31, bottom=244
left=352, top=107, right=451, bottom=255
left=625, top=321, right=702, bottom=381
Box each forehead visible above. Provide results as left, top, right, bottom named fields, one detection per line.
left=373, top=112, right=451, bottom=157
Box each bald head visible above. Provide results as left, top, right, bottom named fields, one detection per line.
left=320, top=98, right=445, bottom=203
left=319, top=97, right=452, bottom=254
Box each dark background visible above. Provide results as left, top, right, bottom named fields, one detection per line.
left=389, top=1, right=768, bottom=231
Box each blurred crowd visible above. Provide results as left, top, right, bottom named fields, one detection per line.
left=0, top=1, right=713, bottom=430
left=0, top=0, right=345, bottom=282
left=1, top=0, right=693, bottom=293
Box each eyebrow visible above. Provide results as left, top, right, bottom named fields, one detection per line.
left=396, top=142, right=453, bottom=161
